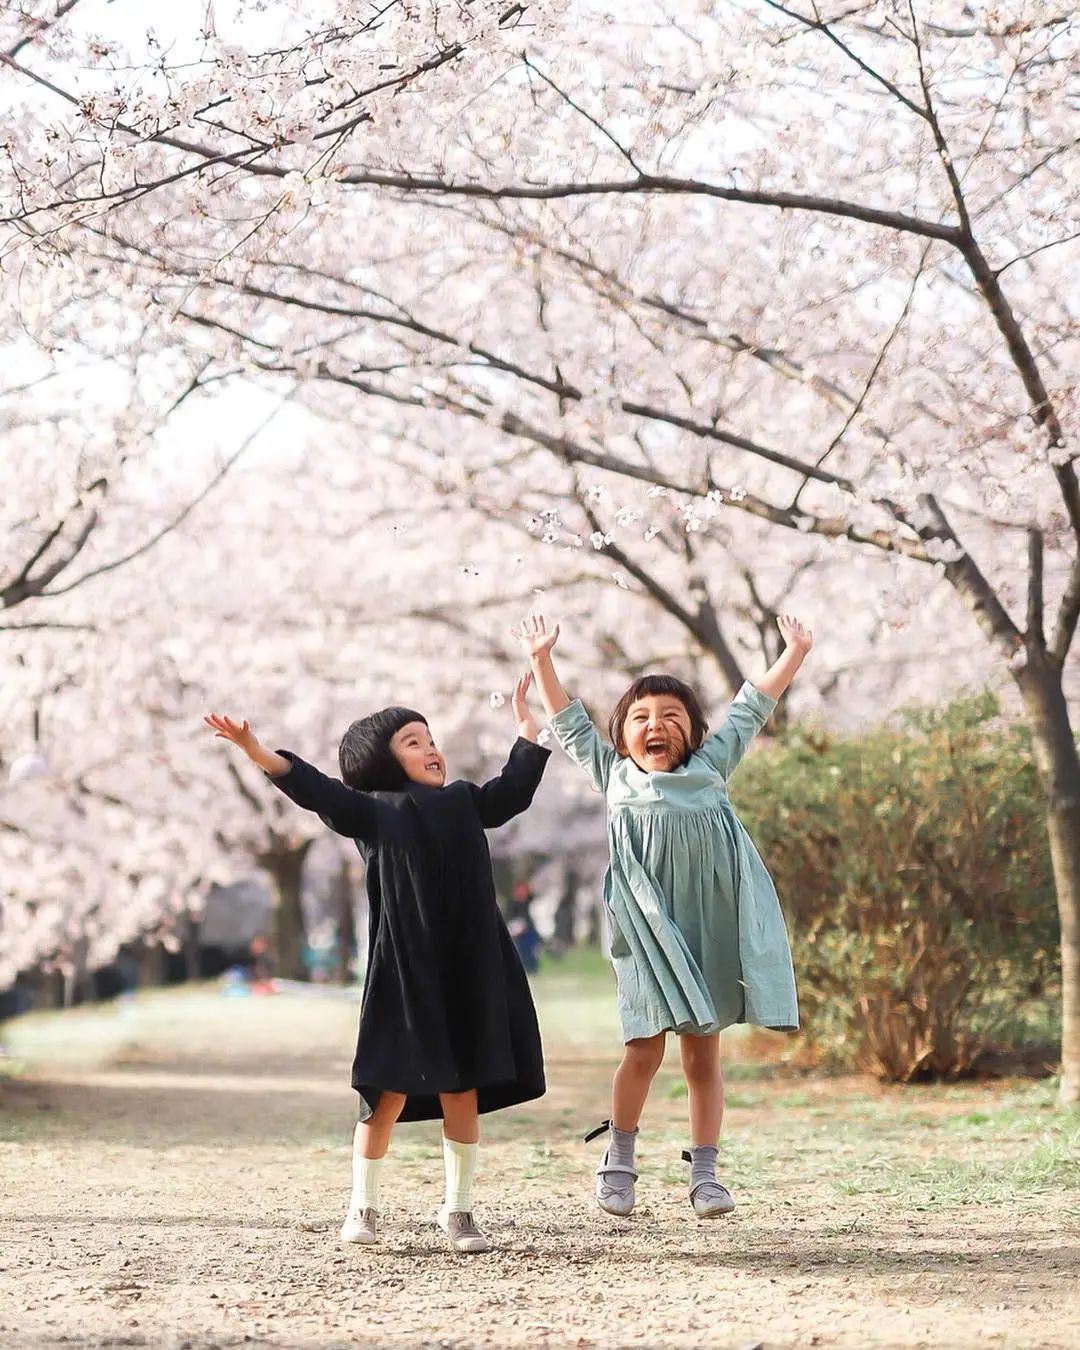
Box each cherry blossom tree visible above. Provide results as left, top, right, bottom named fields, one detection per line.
left=1, top=404, right=618, bottom=990
left=3, top=1, right=1078, bottom=1102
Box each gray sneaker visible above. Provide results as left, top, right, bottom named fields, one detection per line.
left=596, top=1152, right=637, bottom=1216
left=682, top=1147, right=735, bottom=1218
left=587, top=1120, right=638, bottom=1217
left=437, top=1208, right=491, bottom=1254
left=340, top=1206, right=379, bottom=1244
left=690, top=1179, right=735, bottom=1218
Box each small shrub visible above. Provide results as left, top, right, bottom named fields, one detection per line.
left=736, top=692, right=1059, bottom=1080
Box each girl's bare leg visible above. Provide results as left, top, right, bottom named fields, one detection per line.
left=354, top=1089, right=407, bottom=1159
left=342, top=1091, right=407, bottom=1244
left=677, top=1033, right=734, bottom=1218
left=611, top=1032, right=667, bottom=1131
left=592, top=1033, right=666, bottom=1217
left=439, top=1088, right=480, bottom=1144
left=678, top=1032, right=723, bottom=1145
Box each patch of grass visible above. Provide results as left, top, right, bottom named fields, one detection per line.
left=519, top=1140, right=572, bottom=1180
left=903, top=1130, right=1079, bottom=1205
left=0, top=1055, right=27, bottom=1080
left=722, top=1061, right=776, bottom=1083
left=665, top=1080, right=769, bottom=1109
left=6, top=964, right=1075, bottom=1226
left=1, top=983, right=359, bottom=1073
left=725, top=1091, right=767, bottom=1109
left=529, top=947, right=620, bottom=1049
left=935, top=1083, right=1062, bottom=1142
left=821, top=1105, right=1080, bottom=1207
left=822, top=1215, right=868, bottom=1237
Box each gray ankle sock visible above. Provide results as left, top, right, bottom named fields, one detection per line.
left=605, top=1124, right=638, bottom=1174
left=687, top=1144, right=718, bottom=1192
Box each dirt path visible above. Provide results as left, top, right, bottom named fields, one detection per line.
left=1, top=989, right=1077, bottom=1349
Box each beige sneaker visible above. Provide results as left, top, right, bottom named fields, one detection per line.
left=340, top=1206, right=379, bottom=1244
left=436, top=1207, right=491, bottom=1254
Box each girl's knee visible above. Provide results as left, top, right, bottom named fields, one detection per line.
left=439, top=1089, right=479, bottom=1121
left=624, top=1035, right=666, bottom=1075
left=439, top=1089, right=478, bottom=1112
left=679, top=1035, right=720, bottom=1079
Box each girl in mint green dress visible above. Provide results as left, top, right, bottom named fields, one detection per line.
left=513, top=612, right=813, bottom=1222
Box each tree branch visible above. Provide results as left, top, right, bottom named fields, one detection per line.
left=1027, top=527, right=1045, bottom=652
left=903, top=494, right=1022, bottom=660
left=3, top=0, right=85, bottom=61
left=1049, top=557, right=1080, bottom=668
left=994, top=229, right=1080, bottom=279
left=1, top=508, right=98, bottom=610
left=0, top=620, right=97, bottom=633
left=151, top=265, right=858, bottom=491
left=40, top=387, right=297, bottom=599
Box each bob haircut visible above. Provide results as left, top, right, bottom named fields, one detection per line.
left=607, top=675, right=709, bottom=765
left=338, top=706, right=429, bottom=791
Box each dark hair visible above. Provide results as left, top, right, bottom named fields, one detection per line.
left=338, top=706, right=429, bottom=791
left=607, top=675, right=708, bottom=764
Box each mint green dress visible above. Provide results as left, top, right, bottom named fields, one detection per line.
left=550, top=683, right=798, bottom=1041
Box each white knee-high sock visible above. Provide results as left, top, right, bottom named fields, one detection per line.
left=350, top=1143, right=384, bottom=1211
left=442, top=1137, right=478, bottom=1213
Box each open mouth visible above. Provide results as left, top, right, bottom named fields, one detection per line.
left=645, top=738, right=668, bottom=756
left=425, top=760, right=442, bottom=774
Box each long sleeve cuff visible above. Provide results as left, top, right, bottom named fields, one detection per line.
left=511, top=736, right=552, bottom=761
left=739, top=682, right=779, bottom=718
left=549, top=698, right=590, bottom=741
left=264, top=749, right=299, bottom=782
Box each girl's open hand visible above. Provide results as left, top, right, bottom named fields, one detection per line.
left=204, top=712, right=261, bottom=757
left=511, top=672, right=540, bottom=743
left=511, top=613, right=560, bottom=659
left=777, top=614, right=814, bottom=653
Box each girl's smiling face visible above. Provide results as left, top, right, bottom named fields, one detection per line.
left=623, top=695, right=694, bottom=773
left=389, top=720, right=446, bottom=786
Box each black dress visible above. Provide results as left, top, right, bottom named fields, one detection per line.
left=267, top=739, right=550, bottom=1122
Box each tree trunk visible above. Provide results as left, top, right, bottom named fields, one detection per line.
left=554, top=866, right=579, bottom=947
left=63, top=936, right=92, bottom=1007
left=29, top=966, right=64, bottom=1010
left=585, top=891, right=602, bottom=947
left=334, top=856, right=357, bottom=985
left=182, top=914, right=201, bottom=983
left=258, top=842, right=312, bottom=982
left=136, top=941, right=166, bottom=989
left=1018, top=661, right=1080, bottom=1105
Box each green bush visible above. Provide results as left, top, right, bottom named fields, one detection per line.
left=734, top=692, right=1060, bottom=1080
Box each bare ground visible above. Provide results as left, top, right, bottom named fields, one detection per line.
left=1, top=985, right=1077, bottom=1350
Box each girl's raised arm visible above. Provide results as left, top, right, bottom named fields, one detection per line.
left=512, top=614, right=614, bottom=793
left=205, top=713, right=290, bottom=776
left=697, top=616, right=813, bottom=779
left=204, top=712, right=379, bottom=842
left=753, top=615, right=814, bottom=701
left=510, top=613, right=571, bottom=717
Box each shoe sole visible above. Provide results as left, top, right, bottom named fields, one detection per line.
left=692, top=1198, right=735, bottom=1219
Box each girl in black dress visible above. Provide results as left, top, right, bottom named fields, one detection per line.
left=205, top=675, right=549, bottom=1254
